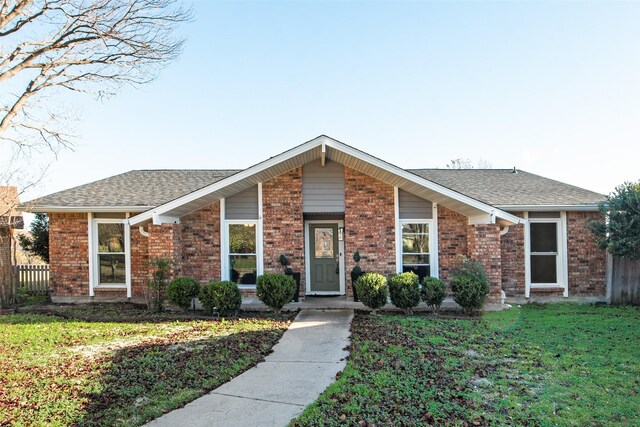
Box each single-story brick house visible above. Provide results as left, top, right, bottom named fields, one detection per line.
left=24, top=136, right=606, bottom=304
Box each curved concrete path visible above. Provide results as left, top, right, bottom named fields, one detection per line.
left=146, top=309, right=354, bottom=427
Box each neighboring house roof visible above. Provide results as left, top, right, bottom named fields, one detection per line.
left=22, top=135, right=605, bottom=224
left=25, top=170, right=240, bottom=212
left=408, top=169, right=605, bottom=208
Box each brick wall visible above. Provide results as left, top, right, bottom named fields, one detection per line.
left=467, top=224, right=502, bottom=302
left=500, top=214, right=525, bottom=296
left=262, top=168, right=305, bottom=295
left=181, top=202, right=221, bottom=283
left=148, top=223, right=182, bottom=282
left=437, top=206, right=468, bottom=281
left=49, top=213, right=89, bottom=297
left=130, top=226, right=149, bottom=299
left=567, top=211, right=606, bottom=295
left=344, top=167, right=396, bottom=296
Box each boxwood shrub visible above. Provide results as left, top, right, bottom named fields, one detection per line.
left=166, top=277, right=201, bottom=311
left=256, top=273, right=295, bottom=312
left=421, top=276, right=447, bottom=314
left=199, top=281, right=242, bottom=317
left=354, top=273, right=388, bottom=314
left=449, top=256, right=490, bottom=315
left=387, top=272, right=421, bottom=314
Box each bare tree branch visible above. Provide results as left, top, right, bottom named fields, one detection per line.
left=1, top=0, right=191, bottom=152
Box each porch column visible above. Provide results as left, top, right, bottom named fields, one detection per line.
left=467, top=224, right=502, bottom=303
left=148, top=223, right=183, bottom=282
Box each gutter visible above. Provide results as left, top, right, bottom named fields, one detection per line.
left=495, top=204, right=601, bottom=212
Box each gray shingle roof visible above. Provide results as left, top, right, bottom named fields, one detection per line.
left=408, top=169, right=605, bottom=207
left=28, top=170, right=240, bottom=208
left=26, top=167, right=605, bottom=210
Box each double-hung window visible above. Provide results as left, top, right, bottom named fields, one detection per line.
left=93, top=219, right=130, bottom=288
left=401, top=222, right=431, bottom=280
left=227, top=221, right=258, bottom=285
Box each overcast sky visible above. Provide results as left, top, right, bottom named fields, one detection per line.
left=13, top=0, right=640, bottom=203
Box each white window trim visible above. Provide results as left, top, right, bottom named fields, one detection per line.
left=90, top=217, right=131, bottom=297
left=524, top=211, right=568, bottom=298
left=304, top=220, right=345, bottom=295
left=396, top=218, right=438, bottom=279
left=222, top=219, right=262, bottom=286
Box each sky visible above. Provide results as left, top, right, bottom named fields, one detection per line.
left=10, top=0, right=640, bottom=205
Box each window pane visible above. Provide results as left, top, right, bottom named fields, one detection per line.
left=530, top=223, right=557, bottom=253
left=531, top=255, right=557, bottom=283
left=403, top=265, right=430, bottom=281
left=99, top=254, right=126, bottom=283
left=402, top=254, right=430, bottom=265
left=229, top=224, right=256, bottom=254
left=230, top=255, right=257, bottom=284
left=402, top=223, right=428, bottom=234
left=402, top=234, right=429, bottom=254
left=314, top=228, right=334, bottom=258
left=98, top=223, right=124, bottom=253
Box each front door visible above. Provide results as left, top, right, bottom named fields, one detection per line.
left=308, top=223, right=341, bottom=294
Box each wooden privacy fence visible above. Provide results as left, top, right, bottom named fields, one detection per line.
left=13, top=264, right=49, bottom=295
left=607, top=255, right=640, bottom=306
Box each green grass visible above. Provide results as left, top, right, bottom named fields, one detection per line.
left=291, top=304, right=640, bottom=426
left=0, top=304, right=293, bottom=426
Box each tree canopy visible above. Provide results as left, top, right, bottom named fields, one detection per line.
left=590, top=181, right=640, bottom=260
left=18, top=212, right=49, bottom=263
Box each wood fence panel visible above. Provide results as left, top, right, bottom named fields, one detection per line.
left=608, top=257, right=640, bottom=306
left=13, top=264, right=49, bottom=295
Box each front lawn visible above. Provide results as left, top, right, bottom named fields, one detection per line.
left=292, top=304, right=640, bottom=426
left=0, top=304, right=293, bottom=426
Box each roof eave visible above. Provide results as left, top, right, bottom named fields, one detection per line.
left=495, top=204, right=601, bottom=212
left=20, top=205, right=154, bottom=213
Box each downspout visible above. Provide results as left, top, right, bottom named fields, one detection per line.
left=138, top=226, right=149, bottom=237
left=499, top=225, right=509, bottom=305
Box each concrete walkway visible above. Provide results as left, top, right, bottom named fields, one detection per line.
left=146, top=309, right=354, bottom=427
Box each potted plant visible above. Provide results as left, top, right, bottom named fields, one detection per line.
left=350, top=251, right=365, bottom=302
left=279, top=254, right=301, bottom=302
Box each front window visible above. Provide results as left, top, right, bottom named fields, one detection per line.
left=228, top=223, right=257, bottom=284
left=96, top=222, right=127, bottom=285
left=530, top=221, right=559, bottom=284
left=402, top=222, right=430, bottom=280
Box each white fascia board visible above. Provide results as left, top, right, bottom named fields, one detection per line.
left=20, top=206, right=152, bottom=213
left=129, top=137, right=325, bottom=226
left=323, top=140, right=524, bottom=225
left=495, top=204, right=601, bottom=212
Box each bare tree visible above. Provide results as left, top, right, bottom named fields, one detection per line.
left=1, top=0, right=191, bottom=152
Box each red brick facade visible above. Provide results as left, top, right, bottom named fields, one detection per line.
left=49, top=213, right=89, bottom=297
left=567, top=211, right=606, bottom=295
left=437, top=206, right=468, bottom=281
left=344, top=167, right=396, bottom=296
left=181, top=202, right=221, bottom=283
left=46, top=173, right=607, bottom=303
left=262, top=168, right=305, bottom=296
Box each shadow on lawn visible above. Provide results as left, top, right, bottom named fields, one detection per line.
left=75, top=328, right=285, bottom=426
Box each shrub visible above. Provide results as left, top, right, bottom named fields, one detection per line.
left=199, top=281, right=242, bottom=317
left=449, top=256, right=490, bottom=315
left=387, top=272, right=420, bottom=314
left=167, top=277, right=201, bottom=311
left=256, top=273, right=295, bottom=312
left=355, top=273, right=388, bottom=314
left=146, top=257, right=172, bottom=312
left=422, top=277, right=447, bottom=313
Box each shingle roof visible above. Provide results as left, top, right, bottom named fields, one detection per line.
left=26, top=167, right=605, bottom=210
left=408, top=169, right=605, bottom=207
left=27, top=170, right=240, bottom=208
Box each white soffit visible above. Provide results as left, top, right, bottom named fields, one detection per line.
left=129, top=136, right=522, bottom=226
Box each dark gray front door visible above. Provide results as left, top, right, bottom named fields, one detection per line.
left=309, top=223, right=340, bottom=293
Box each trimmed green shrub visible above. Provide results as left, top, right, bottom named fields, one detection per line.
left=167, top=277, right=201, bottom=311
left=256, top=273, right=295, bottom=312
left=422, top=276, right=447, bottom=313
left=354, top=273, right=388, bottom=314
left=387, top=272, right=420, bottom=314
left=449, top=256, right=490, bottom=315
left=199, top=281, right=242, bottom=317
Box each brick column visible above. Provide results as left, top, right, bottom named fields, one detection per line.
left=148, top=223, right=182, bottom=282
left=467, top=224, right=502, bottom=303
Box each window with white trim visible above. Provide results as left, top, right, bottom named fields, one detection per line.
left=227, top=221, right=257, bottom=285
left=93, top=220, right=128, bottom=287
left=401, top=222, right=431, bottom=280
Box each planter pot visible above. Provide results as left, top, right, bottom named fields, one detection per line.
left=350, top=271, right=365, bottom=302
left=286, top=271, right=302, bottom=302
